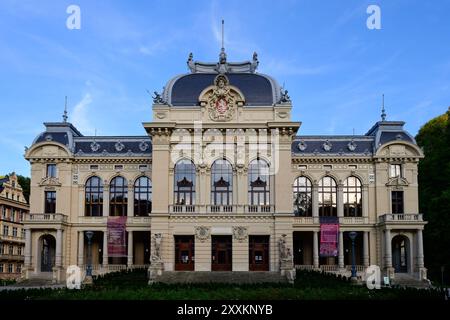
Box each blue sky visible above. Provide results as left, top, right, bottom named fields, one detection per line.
left=0, top=0, right=449, bottom=177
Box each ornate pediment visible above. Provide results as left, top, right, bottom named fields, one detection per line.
left=386, top=176, right=409, bottom=187
left=39, top=177, right=62, bottom=187
left=199, top=74, right=245, bottom=122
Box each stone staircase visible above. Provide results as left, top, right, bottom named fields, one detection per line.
left=391, top=274, right=432, bottom=289
left=154, top=271, right=288, bottom=284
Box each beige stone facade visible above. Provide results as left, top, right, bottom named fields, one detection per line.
left=23, top=52, right=427, bottom=283
left=0, top=173, right=29, bottom=280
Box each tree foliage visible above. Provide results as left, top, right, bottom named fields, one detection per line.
left=16, top=175, right=30, bottom=203
left=415, top=108, right=450, bottom=284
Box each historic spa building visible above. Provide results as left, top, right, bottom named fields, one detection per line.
left=22, top=49, right=427, bottom=284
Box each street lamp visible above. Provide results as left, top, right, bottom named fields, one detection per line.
left=85, top=231, right=94, bottom=283
left=349, top=231, right=358, bottom=281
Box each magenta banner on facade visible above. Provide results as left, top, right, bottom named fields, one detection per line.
left=319, top=220, right=339, bottom=257
left=107, top=216, right=127, bottom=257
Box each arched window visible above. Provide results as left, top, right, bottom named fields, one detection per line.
left=318, top=176, right=337, bottom=216
left=134, top=176, right=152, bottom=216
left=110, top=176, right=127, bottom=216
left=85, top=176, right=103, bottom=216
left=343, top=176, right=362, bottom=217
left=293, top=176, right=312, bottom=216
left=211, top=159, right=233, bottom=205
left=248, top=159, right=270, bottom=205
left=174, top=160, right=196, bottom=205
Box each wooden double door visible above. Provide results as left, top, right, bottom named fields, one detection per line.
left=175, top=235, right=195, bottom=271
left=249, top=235, right=270, bottom=271
left=212, top=235, right=232, bottom=271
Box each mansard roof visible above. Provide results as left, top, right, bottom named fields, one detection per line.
left=160, top=52, right=283, bottom=107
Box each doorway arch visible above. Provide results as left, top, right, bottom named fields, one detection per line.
left=39, top=234, right=56, bottom=272
left=392, top=235, right=409, bottom=273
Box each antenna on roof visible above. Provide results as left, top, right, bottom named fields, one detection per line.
left=381, top=94, right=386, bottom=121
left=218, top=19, right=227, bottom=65
left=63, top=96, right=68, bottom=122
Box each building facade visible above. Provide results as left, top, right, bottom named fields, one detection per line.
left=0, top=173, right=29, bottom=280
left=23, top=51, right=427, bottom=283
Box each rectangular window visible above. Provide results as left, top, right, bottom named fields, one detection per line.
left=3, top=226, right=8, bottom=236
left=11, top=210, right=15, bottom=221
left=47, top=164, right=57, bottom=178
left=114, top=165, right=124, bottom=171
left=45, top=191, right=57, bottom=213
left=1, top=206, right=5, bottom=219
left=18, top=247, right=22, bottom=256
left=21, top=229, right=25, bottom=238
left=8, top=245, right=13, bottom=255
left=0, top=264, right=3, bottom=273
left=16, top=264, right=21, bottom=273
left=389, top=164, right=402, bottom=178
left=12, top=227, right=17, bottom=237
left=391, top=191, right=404, bottom=214
left=8, top=264, right=13, bottom=273
left=90, top=165, right=99, bottom=170
left=0, top=244, right=3, bottom=254
left=348, top=165, right=357, bottom=169
left=139, top=164, right=148, bottom=171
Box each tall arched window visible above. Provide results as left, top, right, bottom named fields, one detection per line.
left=134, top=176, right=152, bottom=216
left=343, top=176, right=362, bottom=217
left=174, top=160, right=196, bottom=205
left=293, top=176, right=312, bottom=216
left=110, top=176, right=127, bottom=216
left=248, top=159, right=270, bottom=205
left=211, top=159, right=233, bottom=205
left=318, top=176, right=337, bottom=216
left=85, top=176, right=103, bottom=216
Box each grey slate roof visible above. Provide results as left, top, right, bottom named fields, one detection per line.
left=164, top=73, right=280, bottom=107
left=292, top=136, right=375, bottom=156
left=73, top=137, right=152, bottom=156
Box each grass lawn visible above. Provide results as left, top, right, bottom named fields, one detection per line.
left=0, top=269, right=445, bottom=300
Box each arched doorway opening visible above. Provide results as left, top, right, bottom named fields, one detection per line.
left=39, top=234, right=56, bottom=272
left=392, top=235, right=409, bottom=273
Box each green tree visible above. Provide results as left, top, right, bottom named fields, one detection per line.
left=17, top=175, right=30, bottom=203
left=416, top=107, right=450, bottom=285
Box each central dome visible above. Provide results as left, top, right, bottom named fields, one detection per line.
left=161, top=52, right=282, bottom=107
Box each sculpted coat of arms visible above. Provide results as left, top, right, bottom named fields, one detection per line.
left=199, top=74, right=245, bottom=122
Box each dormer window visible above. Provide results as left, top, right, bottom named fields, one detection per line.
left=47, top=164, right=57, bottom=178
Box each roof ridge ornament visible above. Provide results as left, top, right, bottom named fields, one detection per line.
left=381, top=94, right=386, bottom=121
left=62, top=96, right=68, bottom=122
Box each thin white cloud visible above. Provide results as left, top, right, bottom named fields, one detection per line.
left=71, top=93, right=94, bottom=135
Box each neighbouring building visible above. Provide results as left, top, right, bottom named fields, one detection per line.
left=0, top=173, right=29, bottom=280
left=22, top=49, right=427, bottom=283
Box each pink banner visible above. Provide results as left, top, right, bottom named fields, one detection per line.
left=107, top=216, right=127, bottom=257
left=320, top=223, right=339, bottom=257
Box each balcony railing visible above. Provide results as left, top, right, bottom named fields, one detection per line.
left=293, top=216, right=369, bottom=225
left=25, top=213, right=68, bottom=223
left=169, top=205, right=275, bottom=214
left=79, top=264, right=149, bottom=276
left=0, top=235, right=25, bottom=242
left=379, top=213, right=423, bottom=223
left=0, top=254, right=25, bottom=261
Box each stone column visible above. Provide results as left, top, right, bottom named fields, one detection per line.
left=384, top=229, right=392, bottom=268
left=55, top=229, right=63, bottom=267
left=103, top=231, right=108, bottom=267
left=127, top=231, right=133, bottom=267
left=337, top=183, right=344, bottom=218
left=24, top=229, right=31, bottom=268
left=362, top=185, right=369, bottom=222
left=416, top=229, right=424, bottom=268
left=338, top=231, right=344, bottom=269
left=103, top=185, right=110, bottom=216
left=313, top=231, right=319, bottom=269
left=127, top=182, right=134, bottom=217
left=363, top=231, right=370, bottom=267
left=78, top=231, right=84, bottom=266
left=312, top=184, right=319, bottom=222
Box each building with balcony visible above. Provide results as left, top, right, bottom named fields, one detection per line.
left=22, top=49, right=427, bottom=283
left=0, top=173, right=29, bottom=280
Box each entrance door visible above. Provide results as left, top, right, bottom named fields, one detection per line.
left=249, top=235, right=269, bottom=271
left=175, top=236, right=195, bottom=271
left=212, top=235, right=232, bottom=271
left=40, top=235, right=56, bottom=272
left=392, top=235, right=408, bottom=273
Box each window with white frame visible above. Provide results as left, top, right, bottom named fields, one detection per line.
left=389, top=164, right=402, bottom=178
